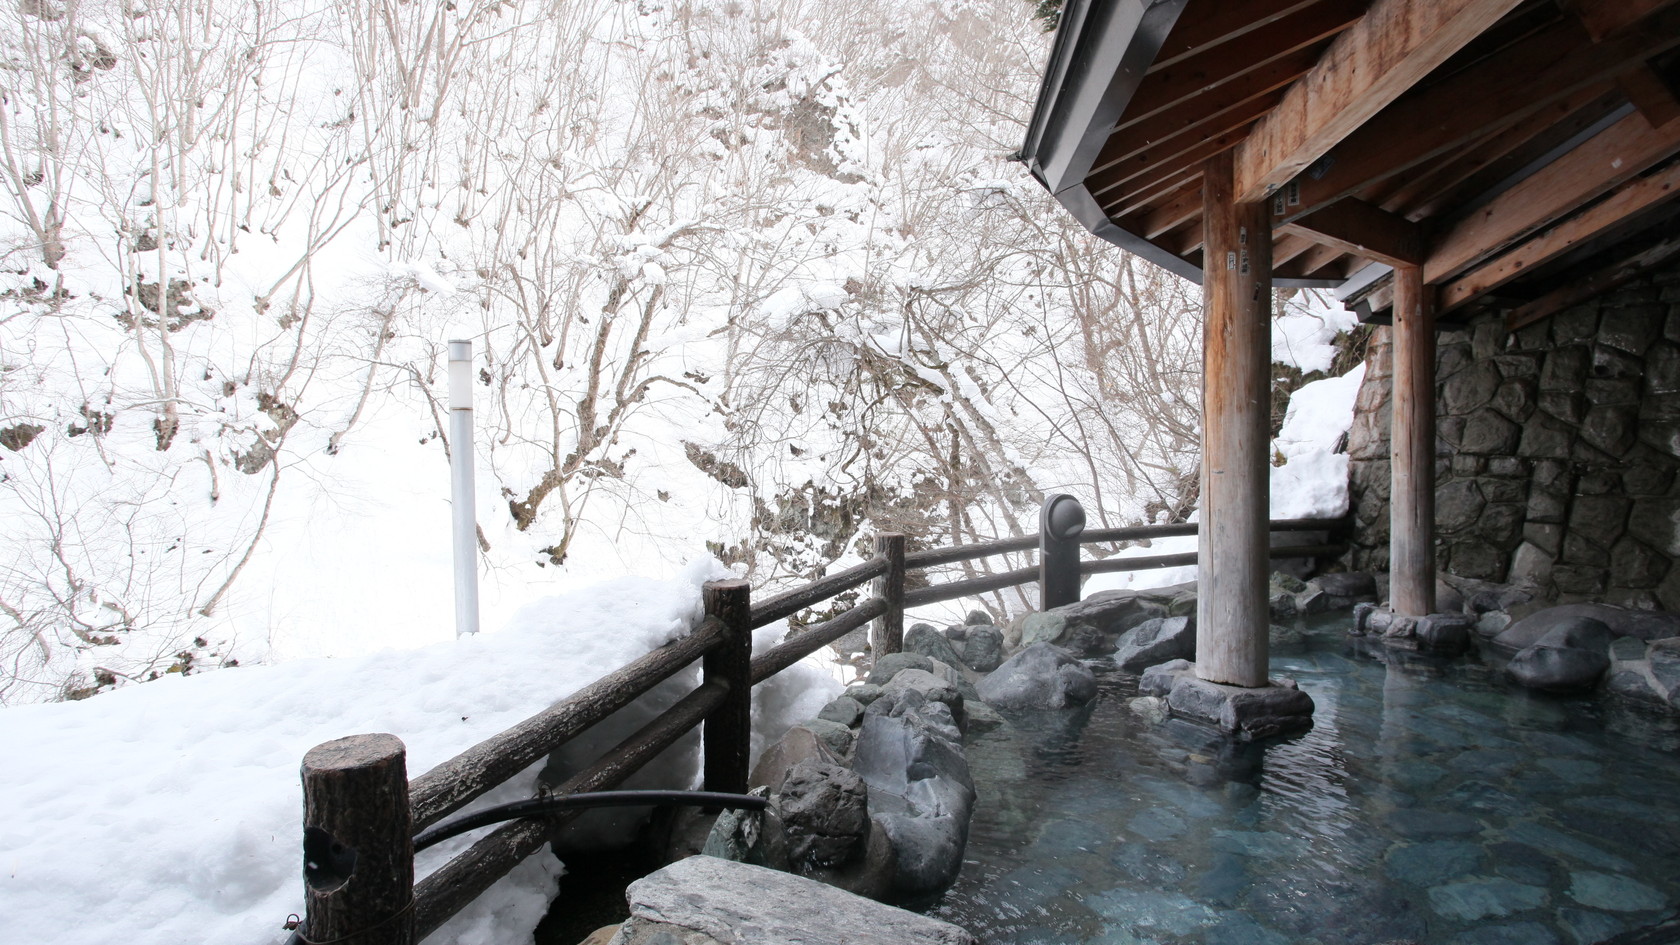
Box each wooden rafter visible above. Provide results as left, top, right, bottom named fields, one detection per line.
left=1506, top=228, right=1680, bottom=330
left=1151, top=0, right=1326, bottom=72
left=1121, top=0, right=1364, bottom=130
left=1287, top=198, right=1425, bottom=266
left=1426, top=110, right=1680, bottom=282
left=1620, top=66, right=1680, bottom=129
left=1234, top=0, right=1527, bottom=204
left=1562, top=0, right=1680, bottom=42
left=1440, top=160, right=1680, bottom=309
left=1279, top=13, right=1680, bottom=222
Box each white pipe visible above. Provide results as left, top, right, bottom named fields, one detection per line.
left=448, top=339, right=480, bottom=637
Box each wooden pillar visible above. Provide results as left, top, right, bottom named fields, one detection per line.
left=873, top=533, right=905, bottom=659
left=1390, top=265, right=1437, bottom=616
left=1196, top=151, right=1272, bottom=689
left=301, top=733, right=415, bottom=945
left=702, top=579, right=752, bottom=796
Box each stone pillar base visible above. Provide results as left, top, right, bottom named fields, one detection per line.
left=1353, top=604, right=1476, bottom=655
left=1139, top=659, right=1315, bottom=741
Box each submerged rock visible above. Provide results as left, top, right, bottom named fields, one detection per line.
left=977, top=642, right=1097, bottom=710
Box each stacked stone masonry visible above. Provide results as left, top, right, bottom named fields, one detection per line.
left=1346, top=260, right=1680, bottom=609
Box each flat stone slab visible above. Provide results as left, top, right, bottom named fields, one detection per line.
left=612, top=855, right=978, bottom=945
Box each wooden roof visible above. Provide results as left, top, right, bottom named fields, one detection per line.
left=1020, top=0, right=1680, bottom=327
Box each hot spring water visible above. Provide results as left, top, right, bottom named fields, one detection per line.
left=926, top=616, right=1680, bottom=945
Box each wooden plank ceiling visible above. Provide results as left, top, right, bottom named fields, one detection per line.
left=1041, top=0, right=1680, bottom=328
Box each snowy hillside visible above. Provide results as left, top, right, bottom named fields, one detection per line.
left=0, top=0, right=1356, bottom=704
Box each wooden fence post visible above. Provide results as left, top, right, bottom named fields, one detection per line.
left=873, top=533, right=906, bottom=660
left=302, top=733, right=414, bottom=945
left=1039, top=494, right=1085, bottom=609
left=702, top=579, right=752, bottom=796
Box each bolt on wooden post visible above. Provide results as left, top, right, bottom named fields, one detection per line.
left=702, top=579, right=752, bottom=796
left=873, top=533, right=906, bottom=660
left=301, top=733, right=415, bottom=945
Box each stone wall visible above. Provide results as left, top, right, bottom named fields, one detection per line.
left=1346, top=260, right=1680, bottom=608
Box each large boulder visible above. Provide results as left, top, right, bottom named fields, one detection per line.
left=1505, top=616, right=1613, bottom=693
left=1311, top=571, right=1379, bottom=604
left=904, top=623, right=968, bottom=670
left=776, top=760, right=871, bottom=870
left=866, top=653, right=980, bottom=704
left=1495, top=604, right=1680, bottom=653
left=853, top=690, right=975, bottom=895
left=880, top=668, right=965, bottom=731
left=977, top=642, right=1097, bottom=710
left=1164, top=672, right=1315, bottom=741
left=958, top=625, right=1005, bottom=672
left=1113, top=616, right=1196, bottom=672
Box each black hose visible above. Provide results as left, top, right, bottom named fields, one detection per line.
left=412, top=789, right=767, bottom=853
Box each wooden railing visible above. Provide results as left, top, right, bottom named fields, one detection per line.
left=294, top=496, right=1346, bottom=943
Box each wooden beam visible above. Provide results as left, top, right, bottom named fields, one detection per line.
left=1197, top=149, right=1273, bottom=688
left=1098, top=80, right=1287, bottom=177
left=1280, top=235, right=1350, bottom=277
left=1563, top=0, right=1680, bottom=42
left=1123, top=0, right=1364, bottom=129
left=1426, top=111, right=1680, bottom=282
left=1234, top=0, right=1527, bottom=204
left=1506, top=228, right=1680, bottom=331
left=1282, top=15, right=1680, bottom=221
left=1440, top=160, right=1680, bottom=310
left=1390, top=266, right=1436, bottom=617
left=1620, top=66, right=1680, bottom=129
left=1286, top=198, right=1424, bottom=266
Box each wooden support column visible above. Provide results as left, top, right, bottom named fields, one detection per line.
left=1196, top=150, right=1272, bottom=689
left=873, top=533, right=906, bottom=659
left=1390, top=266, right=1437, bottom=616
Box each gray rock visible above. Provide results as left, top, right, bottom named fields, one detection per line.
left=1383, top=840, right=1483, bottom=886
left=853, top=693, right=976, bottom=895
left=1498, top=604, right=1680, bottom=651
left=844, top=684, right=884, bottom=706
left=776, top=760, right=870, bottom=869
left=1476, top=611, right=1512, bottom=638
left=942, top=623, right=968, bottom=643
left=750, top=726, right=842, bottom=794
left=1313, top=571, right=1379, bottom=602
left=1505, top=617, right=1614, bottom=693
left=962, top=699, right=1006, bottom=735
left=1271, top=571, right=1308, bottom=594
left=1566, top=870, right=1668, bottom=911
left=614, top=856, right=976, bottom=945
left=1061, top=622, right=1109, bottom=658
left=1417, top=613, right=1476, bottom=655
left=803, top=718, right=856, bottom=758
left=1352, top=601, right=1378, bottom=634
left=818, top=696, right=865, bottom=728
left=1427, top=878, right=1548, bottom=921
left=1114, top=616, right=1197, bottom=672
left=1651, top=638, right=1680, bottom=698
left=1053, top=589, right=1155, bottom=634
left=1140, top=658, right=1196, bottom=696
left=867, top=654, right=979, bottom=704
left=1164, top=671, right=1315, bottom=741
left=1268, top=587, right=1299, bottom=621
left=959, top=625, right=1005, bottom=672
left=1018, top=612, right=1067, bottom=648
left=1609, top=636, right=1648, bottom=662
left=905, top=623, right=968, bottom=670
left=964, top=610, right=991, bottom=626
left=977, top=642, right=1098, bottom=710
left=881, top=669, right=965, bottom=731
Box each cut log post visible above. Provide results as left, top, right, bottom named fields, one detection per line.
left=301, top=733, right=414, bottom=945
left=873, top=533, right=905, bottom=659
left=1390, top=265, right=1437, bottom=616
left=1196, top=150, right=1273, bottom=689
left=1039, top=494, right=1086, bottom=609
left=702, top=579, right=752, bottom=796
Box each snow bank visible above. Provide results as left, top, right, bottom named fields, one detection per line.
left=0, top=559, right=839, bottom=945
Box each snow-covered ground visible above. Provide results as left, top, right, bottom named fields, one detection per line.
left=0, top=559, right=840, bottom=945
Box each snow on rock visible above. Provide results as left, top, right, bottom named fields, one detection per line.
left=1272, top=293, right=1358, bottom=374
left=1270, top=364, right=1365, bottom=519
left=0, top=558, right=839, bottom=945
